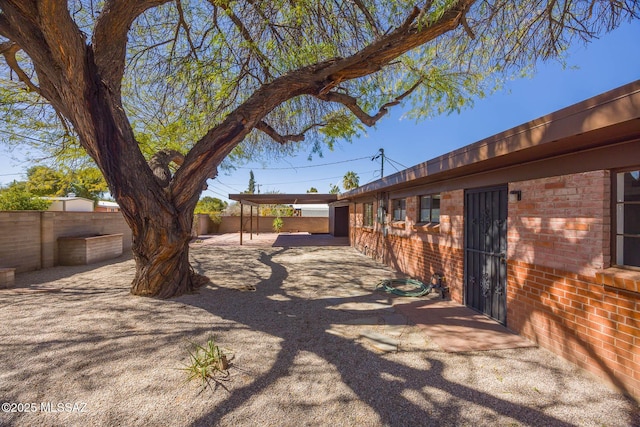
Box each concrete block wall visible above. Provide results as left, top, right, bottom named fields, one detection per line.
left=0, top=211, right=131, bottom=273
left=0, top=212, right=43, bottom=272
left=217, top=216, right=329, bottom=234
left=84, top=234, right=123, bottom=263
left=0, top=268, right=16, bottom=288
left=44, top=212, right=132, bottom=266
left=58, top=234, right=124, bottom=266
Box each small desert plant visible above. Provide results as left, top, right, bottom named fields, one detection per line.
left=272, top=217, right=283, bottom=233
left=181, top=338, right=230, bottom=390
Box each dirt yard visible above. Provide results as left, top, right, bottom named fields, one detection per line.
left=1, top=241, right=638, bottom=426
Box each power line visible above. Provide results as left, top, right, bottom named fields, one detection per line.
left=203, top=187, right=230, bottom=199
left=213, top=179, right=242, bottom=192
left=0, top=128, right=64, bottom=144
left=234, top=156, right=371, bottom=170
left=384, top=156, right=409, bottom=171
left=258, top=170, right=378, bottom=186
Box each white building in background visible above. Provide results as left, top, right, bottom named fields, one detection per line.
left=43, top=196, right=95, bottom=212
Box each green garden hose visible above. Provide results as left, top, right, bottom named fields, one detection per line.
left=375, top=278, right=432, bottom=297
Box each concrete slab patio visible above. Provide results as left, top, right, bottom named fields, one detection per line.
left=194, top=231, right=349, bottom=247
left=1, top=236, right=638, bottom=426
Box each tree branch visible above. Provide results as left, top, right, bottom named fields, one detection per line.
left=317, top=1, right=474, bottom=82
left=317, top=78, right=424, bottom=127
left=93, top=0, right=172, bottom=94
left=148, top=148, right=184, bottom=188
left=175, top=0, right=199, bottom=59
left=0, top=2, right=73, bottom=115
left=172, top=1, right=475, bottom=207
left=255, top=121, right=326, bottom=145
left=0, top=41, right=40, bottom=93
left=208, top=0, right=273, bottom=80
left=352, top=0, right=382, bottom=38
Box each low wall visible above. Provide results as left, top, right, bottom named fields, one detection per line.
left=58, top=234, right=124, bottom=266
left=214, top=215, right=329, bottom=234
left=0, top=211, right=132, bottom=273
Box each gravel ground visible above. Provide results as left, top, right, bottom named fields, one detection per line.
left=1, top=243, right=638, bottom=427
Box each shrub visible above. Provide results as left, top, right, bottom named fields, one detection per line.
left=272, top=217, right=283, bottom=233
left=181, top=337, right=231, bottom=390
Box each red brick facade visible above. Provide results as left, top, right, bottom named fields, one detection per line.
left=508, top=260, right=640, bottom=399
left=349, top=170, right=640, bottom=400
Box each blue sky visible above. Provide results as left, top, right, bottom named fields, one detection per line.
left=1, top=20, right=639, bottom=202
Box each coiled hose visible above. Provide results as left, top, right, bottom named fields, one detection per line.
left=375, top=278, right=432, bottom=297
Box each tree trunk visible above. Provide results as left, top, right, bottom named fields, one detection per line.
left=131, top=242, right=192, bottom=298
left=128, top=208, right=199, bottom=298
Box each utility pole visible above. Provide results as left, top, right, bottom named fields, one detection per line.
left=372, top=148, right=384, bottom=178
left=256, top=184, right=262, bottom=194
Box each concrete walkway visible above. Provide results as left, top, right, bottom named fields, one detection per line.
left=193, top=232, right=349, bottom=247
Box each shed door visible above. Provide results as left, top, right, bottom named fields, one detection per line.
left=464, top=186, right=508, bottom=324
left=333, top=206, right=349, bottom=237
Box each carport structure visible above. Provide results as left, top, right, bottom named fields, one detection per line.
left=228, top=193, right=338, bottom=244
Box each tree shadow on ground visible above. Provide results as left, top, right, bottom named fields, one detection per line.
left=179, top=246, right=593, bottom=426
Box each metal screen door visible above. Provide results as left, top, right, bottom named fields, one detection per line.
left=464, top=186, right=508, bottom=324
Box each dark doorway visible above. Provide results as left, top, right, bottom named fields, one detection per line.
left=464, top=186, right=508, bottom=324
left=333, top=206, right=349, bottom=237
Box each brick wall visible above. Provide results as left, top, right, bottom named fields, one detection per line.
left=351, top=190, right=465, bottom=301
left=349, top=171, right=640, bottom=400
left=508, top=261, right=640, bottom=399
left=506, top=171, right=638, bottom=399
left=508, top=171, right=610, bottom=275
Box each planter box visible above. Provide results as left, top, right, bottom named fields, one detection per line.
left=0, top=267, right=15, bottom=289
left=58, top=234, right=123, bottom=266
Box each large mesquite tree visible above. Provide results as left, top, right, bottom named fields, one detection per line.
left=0, top=1, right=636, bottom=298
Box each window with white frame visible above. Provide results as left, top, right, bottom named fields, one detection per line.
left=392, top=198, right=406, bottom=221
left=363, top=202, right=373, bottom=227
left=420, top=194, right=441, bottom=223
left=616, top=170, right=640, bottom=268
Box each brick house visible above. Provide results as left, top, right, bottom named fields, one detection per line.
left=335, top=81, right=640, bottom=400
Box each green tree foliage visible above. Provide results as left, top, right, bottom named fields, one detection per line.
left=261, top=205, right=295, bottom=217
left=0, top=181, right=51, bottom=211
left=342, top=171, right=360, bottom=191
left=194, top=196, right=228, bottom=214
left=307, top=187, right=318, bottom=193
left=26, top=166, right=63, bottom=196
left=25, top=166, right=108, bottom=201
left=329, top=184, right=340, bottom=194
left=247, top=170, right=256, bottom=194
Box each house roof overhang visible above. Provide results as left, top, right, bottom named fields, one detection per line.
left=228, top=193, right=338, bottom=206
left=338, top=80, right=640, bottom=200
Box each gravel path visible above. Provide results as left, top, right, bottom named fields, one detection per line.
left=1, top=244, right=638, bottom=426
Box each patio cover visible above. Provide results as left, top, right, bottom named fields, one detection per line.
left=227, top=193, right=338, bottom=244
left=228, top=193, right=338, bottom=205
